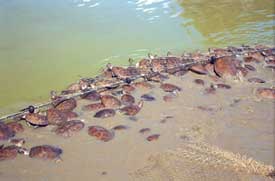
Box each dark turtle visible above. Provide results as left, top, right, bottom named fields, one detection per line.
left=0, top=122, right=15, bottom=140
left=80, top=91, right=101, bottom=101
left=0, top=145, right=19, bottom=161
left=141, top=94, right=156, bottom=101
left=146, top=134, right=160, bottom=141
left=133, top=81, right=154, bottom=89
left=216, top=83, right=231, bottom=89
left=46, top=108, right=68, bottom=125
left=54, top=120, right=85, bottom=138
left=94, top=109, right=116, bottom=118
left=112, top=125, right=129, bottom=131
left=193, top=79, right=205, bottom=86
left=54, top=98, right=77, bottom=112
left=189, top=64, right=208, bottom=75
left=160, top=83, right=181, bottom=92
left=214, top=56, right=239, bottom=79
left=121, top=84, right=135, bottom=93
left=244, top=64, right=256, bottom=71
left=121, top=94, right=135, bottom=105
left=9, top=138, right=25, bottom=147
left=248, top=77, right=266, bottom=83
left=139, top=128, right=151, bottom=134
left=82, top=103, right=105, bottom=111
left=256, top=88, right=275, bottom=99
left=29, top=145, right=63, bottom=161
left=23, top=113, right=48, bottom=126
left=100, top=95, right=121, bottom=108
left=6, top=122, right=24, bottom=133
left=120, top=101, right=143, bottom=116
left=88, top=126, right=114, bottom=142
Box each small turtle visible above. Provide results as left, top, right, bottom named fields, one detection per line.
left=244, top=64, right=256, bottom=71
left=80, top=91, right=101, bottom=101
left=88, top=126, right=114, bottom=142
left=151, top=58, right=167, bottom=72
left=146, top=134, right=160, bottom=141
left=139, top=128, right=151, bottom=134
left=133, top=81, right=154, bottom=89
left=193, top=79, right=205, bottom=86
left=54, top=98, right=77, bottom=112
left=214, top=56, right=239, bottom=79
left=100, top=95, right=121, bottom=108
left=82, top=103, right=105, bottom=111
left=23, top=113, right=48, bottom=126
left=0, top=122, right=15, bottom=140
left=29, top=145, right=63, bottom=161
left=216, top=83, right=231, bottom=89
left=120, top=101, right=143, bottom=116
left=189, top=64, right=208, bottom=75
left=141, top=94, right=156, bottom=101
left=9, top=138, right=25, bottom=147
left=54, top=120, right=85, bottom=138
left=6, top=122, right=24, bottom=133
left=256, top=88, right=275, bottom=99
left=66, top=111, right=79, bottom=119
left=121, top=94, right=135, bottom=105
left=0, top=145, right=19, bottom=161
left=121, top=84, right=135, bottom=93
left=248, top=77, right=266, bottom=83
left=94, top=109, right=116, bottom=118
left=112, top=125, right=129, bottom=131
left=160, top=83, right=181, bottom=92
left=147, top=72, right=169, bottom=82
left=46, top=108, right=68, bottom=125
left=163, top=93, right=177, bottom=102
left=109, top=66, right=140, bottom=79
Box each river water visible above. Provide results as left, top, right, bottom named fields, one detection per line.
left=0, top=0, right=274, bottom=114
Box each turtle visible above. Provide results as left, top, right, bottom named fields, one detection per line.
left=0, top=145, right=20, bottom=161
left=139, top=128, right=151, bottom=134
left=54, top=98, right=77, bottom=112
left=244, top=51, right=265, bottom=63
left=146, top=134, right=160, bottom=141
left=100, top=95, right=121, bottom=108
left=121, top=94, right=135, bottom=105
left=215, top=83, right=231, bottom=89
left=66, top=111, right=79, bottom=119
left=189, top=64, right=208, bottom=75
left=133, top=81, right=154, bottom=89
left=29, top=145, right=63, bottom=161
left=112, top=125, right=129, bottom=131
left=151, top=58, right=167, bottom=72
left=244, top=64, right=256, bottom=71
left=80, top=91, right=101, bottom=101
left=165, top=57, right=182, bottom=69
left=6, top=122, right=24, bottom=133
left=108, top=65, right=140, bottom=79
left=54, top=120, right=85, bottom=138
left=88, top=126, right=114, bottom=142
left=136, top=58, right=151, bottom=72
left=22, top=113, right=48, bottom=126
left=120, top=100, right=143, bottom=116
left=146, top=72, right=169, bottom=82
left=256, top=88, right=275, bottom=99
left=248, top=77, right=266, bottom=83
left=0, top=122, right=15, bottom=140
left=46, top=108, right=68, bottom=125
left=193, top=79, right=205, bottom=86
left=140, top=94, right=156, bottom=101
left=94, top=109, right=116, bottom=118
left=82, top=103, right=105, bottom=111
left=213, top=56, right=239, bottom=79
left=121, top=84, right=135, bottom=93
left=160, top=83, right=181, bottom=92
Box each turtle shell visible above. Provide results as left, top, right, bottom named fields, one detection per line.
left=54, top=120, right=85, bottom=138
left=0, top=122, right=15, bottom=140
left=24, top=113, right=48, bottom=126
left=29, top=145, right=62, bottom=160
left=88, top=126, right=114, bottom=142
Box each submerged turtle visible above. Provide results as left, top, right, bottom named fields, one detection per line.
left=100, top=95, right=121, bottom=108
left=189, top=64, right=208, bottom=75
left=160, top=83, right=181, bottom=92
left=146, top=134, right=160, bottom=141
left=147, top=72, right=169, bottom=82
left=0, top=122, right=15, bottom=140
left=248, top=77, right=266, bottom=83
left=23, top=113, right=48, bottom=126
left=193, top=79, right=205, bottom=86
left=121, top=84, right=135, bottom=93
left=54, top=120, right=85, bottom=138
left=82, top=103, right=105, bottom=111
left=29, top=145, right=63, bottom=161
left=6, top=122, right=24, bottom=133
left=80, top=91, right=101, bottom=101
left=112, top=125, right=129, bottom=131
left=139, top=128, right=151, bottom=134
left=141, top=94, right=156, bottom=101
left=46, top=108, right=68, bottom=125
left=94, top=109, right=116, bottom=118
left=120, top=100, right=143, bottom=116
left=121, top=94, right=135, bottom=105
left=88, top=126, right=114, bottom=142
left=244, top=64, right=256, bottom=71
left=213, top=56, right=239, bottom=79
left=54, top=98, right=77, bottom=112
left=256, top=88, right=275, bottom=99
left=215, top=83, right=231, bottom=89
left=133, top=81, right=154, bottom=89
left=0, top=145, right=20, bottom=161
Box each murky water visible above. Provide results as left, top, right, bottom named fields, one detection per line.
left=0, top=0, right=274, bottom=114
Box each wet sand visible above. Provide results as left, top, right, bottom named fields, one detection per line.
left=0, top=59, right=274, bottom=181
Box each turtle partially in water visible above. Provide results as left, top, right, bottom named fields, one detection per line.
left=54, top=98, right=77, bottom=112
left=22, top=113, right=48, bottom=126
left=112, top=125, right=129, bottom=131
left=82, top=103, right=105, bottom=111
left=0, top=122, right=15, bottom=140
left=121, top=84, right=135, bottom=93
left=54, top=120, right=85, bottom=138
left=100, top=95, right=121, bottom=108
left=6, top=122, right=24, bottom=133
left=46, top=108, right=68, bottom=125
left=141, top=94, right=156, bottom=101
left=120, top=100, right=143, bottom=116
left=121, top=94, right=135, bottom=105
left=80, top=91, right=101, bottom=102
left=88, top=126, right=114, bottom=142
left=29, top=145, right=63, bottom=161
left=133, top=81, right=154, bottom=89
left=94, top=109, right=116, bottom=118
left=0, top=145, right=20, bottom=161
left=107, top=64, right=140, bottom=79
left=160, top=83, right=181, bottom=92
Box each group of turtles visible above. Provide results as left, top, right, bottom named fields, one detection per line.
left=0, top=44, right=274, bottom=162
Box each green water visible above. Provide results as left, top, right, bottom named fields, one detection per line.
left=0, top=0, right=274, bottom=114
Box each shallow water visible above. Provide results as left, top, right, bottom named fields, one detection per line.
left=0, top=0, right=274, bottom=114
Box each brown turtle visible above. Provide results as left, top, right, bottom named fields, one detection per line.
left=136, top=58, right=151, bottom=71
left=88, top=126, right=114, bottom=142
left=139, top=128, right=151, bottom=134
left=141, top=94, right=156, bottom=101
left=120, top=101, right=143, bottom=116
left=54, top=98, right=77, bottom=112
left=216, top=83, right=231, bottom=89
left=147, top=72, right=169, bottom=82
left=160, top=83, right=181, bottom=92
left=46, top=108, right=68, bottom=125
left=248, top=77, right=265, bottom=83
left=133, top=81, right=154, bottom=89
left=151, top=58, right=166, bottom=72
left=193, top=79, right=205, bottom=86
left=163, top=93, right=177, bottom=102
left=0, top=122, right=15, bottom=140
left=214, top=56, right=239, bottom=79
left=0, top=145, right=19, bottom=161
left=146, top=134, right=160, bottom=141
left=112, top=125, right=129, bottom=131
left=82, top=103, right=105, bottom=111
left=54, top=120, right=85, bottom=138
left=100, top=95, right=121, bottom=108
left=189, top=64, right=208, bottom=75
left=121, top=94, right=135, bottom=105
left=244, top=64, right=256, bottom=71
left=109, top=66, right=140, bottom=79
left=256, top=88, right=275, bottom=99
left=29, top=145, right=63, bottom=161
left=80, top=91, right=101, bottom=101
left=23, top=113, right=48, bottom=126
left=6, top=122, right=24, bottom=133
left=121, top=84, right=135, bottom=93
left=94, top=109, right=116, bottom=118
left=66, top=111, right=79, bottom=119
